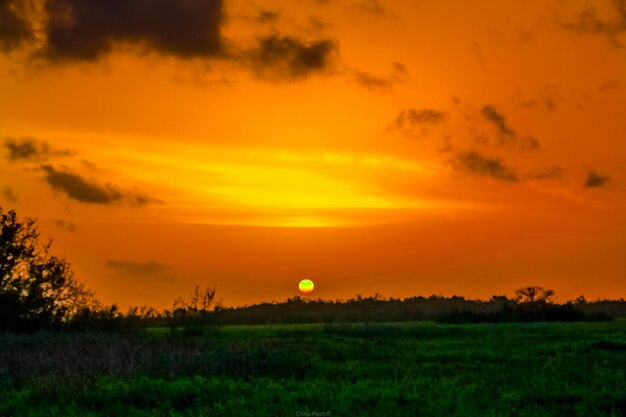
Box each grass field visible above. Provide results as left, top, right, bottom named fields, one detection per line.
left=1, top=321, right=625, bottom=416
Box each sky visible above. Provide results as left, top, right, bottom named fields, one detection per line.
left=1, top=0, right=625, bottom=309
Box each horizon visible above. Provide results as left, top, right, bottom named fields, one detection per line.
left=2, top=0, right=625, bottom=309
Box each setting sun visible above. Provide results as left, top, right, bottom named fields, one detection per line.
left=299, top=279, right=315, bottom=295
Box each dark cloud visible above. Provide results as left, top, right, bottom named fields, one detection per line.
left=585, top=171, right=610, bottom=188
left=4, top=137, right=75, bottom=161
left=1, top=186, right=18, bottom=203
left=54, top=219, right=78, bottom=232
left=106, top=259, right=169, bottom=276
left=395, top=108, right=446, bottom=129
left=0, top=0, right=32, bottom=52
left=42, top=164, right=124, bottom=203
left=450, top=151, right=519, bottom=182
left=4, top=137, right=48, bottom=161
left=42, top=0, right=224, bottom=61
left=41, top=164, right=158, bottom=205
left=0, top=0, right=339, bottom=82
left=561, top=0, right=626, bottom=47
left=481, top=105, right=516, bottom=137
left=249, top=35, right=337, bottom=79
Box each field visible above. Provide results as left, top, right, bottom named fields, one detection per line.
left=1, top=321, right=625, bottom=416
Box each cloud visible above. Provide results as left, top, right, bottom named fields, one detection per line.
left=520, top=137, right=541, bottom=151
left=42, top=0, right=224, bottom=61
left=42, top=164, right=123, bottom=203
left=4, top=137, right=75, bottom=161
left=527, top=166, right=564, bottom=180
left=394, top=108, right=446, bottom=129
left=352, top=62, right=408, bottom=92
left=54, top=219, right=78, bottom=232
left=521, top=96, right=556, bottom=111
left=392, top=62, right=408, bottom=76
left=0, top=0, right=339, bottom=81
left=257, top=9, right=280, bottom=23
left=353, top=71, right=394, bottom=91
left=585, top=171, right=610, bottom=188
left=481, top=105, right=540, bottom=151
left=449, top=151, right=519, bottom=182
left=520, top=87, right=557, bottom=112
left=481, top=105, right=516, bottom=137
left=105, top=259, right=177, bottom=285
left=599, top=78, right=620, bottom=91
left=561, top=0, right=626, bottom=47
left=0, top=0, right=32, bottom=52
left=248, top=35, right=337, bottom=79
left=351, top=0, right=385, bottom=15
left=41, top=164, right=158, bottom=205
left=1, top=186, right=18, bottom=203
left=106, top=259, right=170, bottom=276
left=4, top=137, right=48, bottom=161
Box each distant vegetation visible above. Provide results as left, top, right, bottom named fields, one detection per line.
left=1, top=206, right=624, bottom=334
left=216, top=288, right=621, bottom=325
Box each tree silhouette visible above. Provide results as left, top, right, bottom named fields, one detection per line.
left=0, top=207, right=92, bottom=333
left=171, top=285, right=220, bottom=331
left=514, top=286, right=554, bottom=304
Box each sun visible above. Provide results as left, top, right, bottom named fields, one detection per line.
left=299, top=279, right=315, bottom=294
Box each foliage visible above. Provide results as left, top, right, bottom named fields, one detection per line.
left=515, top=286, right=555, bottom=304
left=0, top=321, right=625, bottom=416
left=216, top=291, right=622, bottom=325
left=0, top=207, right=94, bottom=333
left=170, top=286, right=221, bottom=335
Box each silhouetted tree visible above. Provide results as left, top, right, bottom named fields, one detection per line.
left=171, top=285, right=220, bottom=332
left=515, top=286, right=554, bottom=304
left=0, top=207, right=93, bottom=333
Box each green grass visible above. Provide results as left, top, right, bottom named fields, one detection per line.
left=1, top=321, right=625, bottom=416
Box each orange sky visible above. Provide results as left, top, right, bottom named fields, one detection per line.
left=1, top=0, right=625, bottom=309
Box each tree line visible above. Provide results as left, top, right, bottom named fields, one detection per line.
left=1, top=207, right=624, bottom=333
